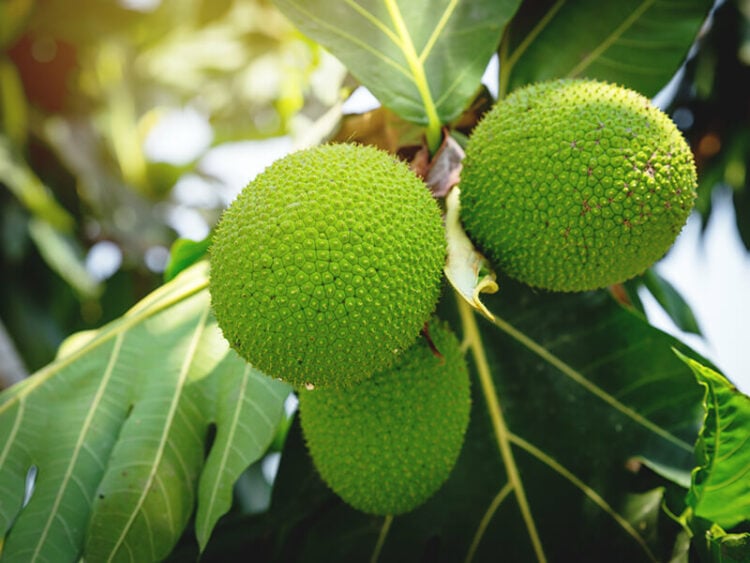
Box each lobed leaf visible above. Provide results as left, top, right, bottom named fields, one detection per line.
left=0, top=262, right=289, bottom=561
left=195, top=358, right=289, bottom=551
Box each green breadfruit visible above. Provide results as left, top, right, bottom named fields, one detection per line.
left=298, top=319, right=471, bottom=516
left=460, top=79, right=697, bottom=292
left=209, top=143, right=445, bottom=388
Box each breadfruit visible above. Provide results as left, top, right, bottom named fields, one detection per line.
left=460, top=79, right=697, bottom=292
left=298, top=319, right=471, bottom=515
left=209, top=143, right=445, bottom=388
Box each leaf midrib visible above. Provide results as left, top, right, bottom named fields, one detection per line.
left=383, top=0, right=442, bottom=148
left=280, top=0, right=464, bottom=147
left=197, top=364, right=252, bottom=544
left=30, top=332, right=126, bottom=560
left=490, top=313, right=693, bottom=453
left=499, top=0, right=659, bottom=96
left=458, top=299, right=547, bottom=563
left=105, top=304, right=210, bottom=561
left=0, top=264, right=209, bottom=418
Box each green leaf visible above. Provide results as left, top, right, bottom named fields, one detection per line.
left=0, top=58, right=28, bottom=148
left=641, top=269, right=702, bottom=335
left=0, top=262, right=289, bottom=561
left=0, top=136, right=74, bottom=231
left=706, top=525, right=750, bottom=563
left=273, top=0, right=522, bottom=148
left=194, top=359, right=289, bottom=551
left=164, top=236, right=212, bottom=283
left=679, top=352, right=750, bottom=530
left=27, top=218, right=102, bottom=300
left=500, top=0, right=713, bottom=98
left=246, top=281, right=706, bottom=561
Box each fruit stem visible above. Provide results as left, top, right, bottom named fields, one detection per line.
left=456, top=297, right=547, bottom=562
left=371, top=515, right=393, bottom=563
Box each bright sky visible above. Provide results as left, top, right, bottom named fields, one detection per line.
left=643, top=190, right=750, bottom=393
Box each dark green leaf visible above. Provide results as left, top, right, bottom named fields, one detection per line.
left=706, top=525, right=750, bottom=563
left=641, top=269, right=702, bottom=335
left=273, top=0, right=522, bottom=145
left=679, top=352, right=750, bottom=530
left=500, top=0, right=713, bottom=97
left=247, top=282, right=706, bottom=561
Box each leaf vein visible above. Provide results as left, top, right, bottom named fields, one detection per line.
left=280, top=1, right=412, bottom=81
left=106, top=305, right=210, bottom=560
left=508, top=433, right=658, bottom=562
left=464, top=481, right=513, bottom=563
left=154, top=473, right=176, bottom=537
left=0, top=399, right=24, bottom=469
left=342, top=0, right=401, bottom=46
left=419, top=0, right=459, bottom=64
left=31, top=332, right=125, bottom=560
left=567, top=0, right=658, bottom=77
left=197, top=364, right=252, bottom=542
left=490, top=313, right=692, bottom=452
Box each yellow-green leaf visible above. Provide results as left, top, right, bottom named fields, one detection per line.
left=273, top=0, right=522, bottom=149
left=0, top=263, right=289, bottom=561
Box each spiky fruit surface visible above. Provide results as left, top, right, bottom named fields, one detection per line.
left=298, top=319, right=471, bottom=516
left=460, top=79, right=697, bottom=292
left=210, top=143, right=445, bottom=388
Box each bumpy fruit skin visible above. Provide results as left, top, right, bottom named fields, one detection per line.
left=460, top=79, right=697, bottom=292
left=209, top=143, right=445, bottom=388
left=298, top=319, right=471, bottom=516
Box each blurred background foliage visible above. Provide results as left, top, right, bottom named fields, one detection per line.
left=0, top=0, right=346, bottom=376
left=673, top=0, right=750, bottom=244
left=0, top=0, right=748, bottom=382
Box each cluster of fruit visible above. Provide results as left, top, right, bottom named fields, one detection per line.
left=208, top=79, right=697, bottom=515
